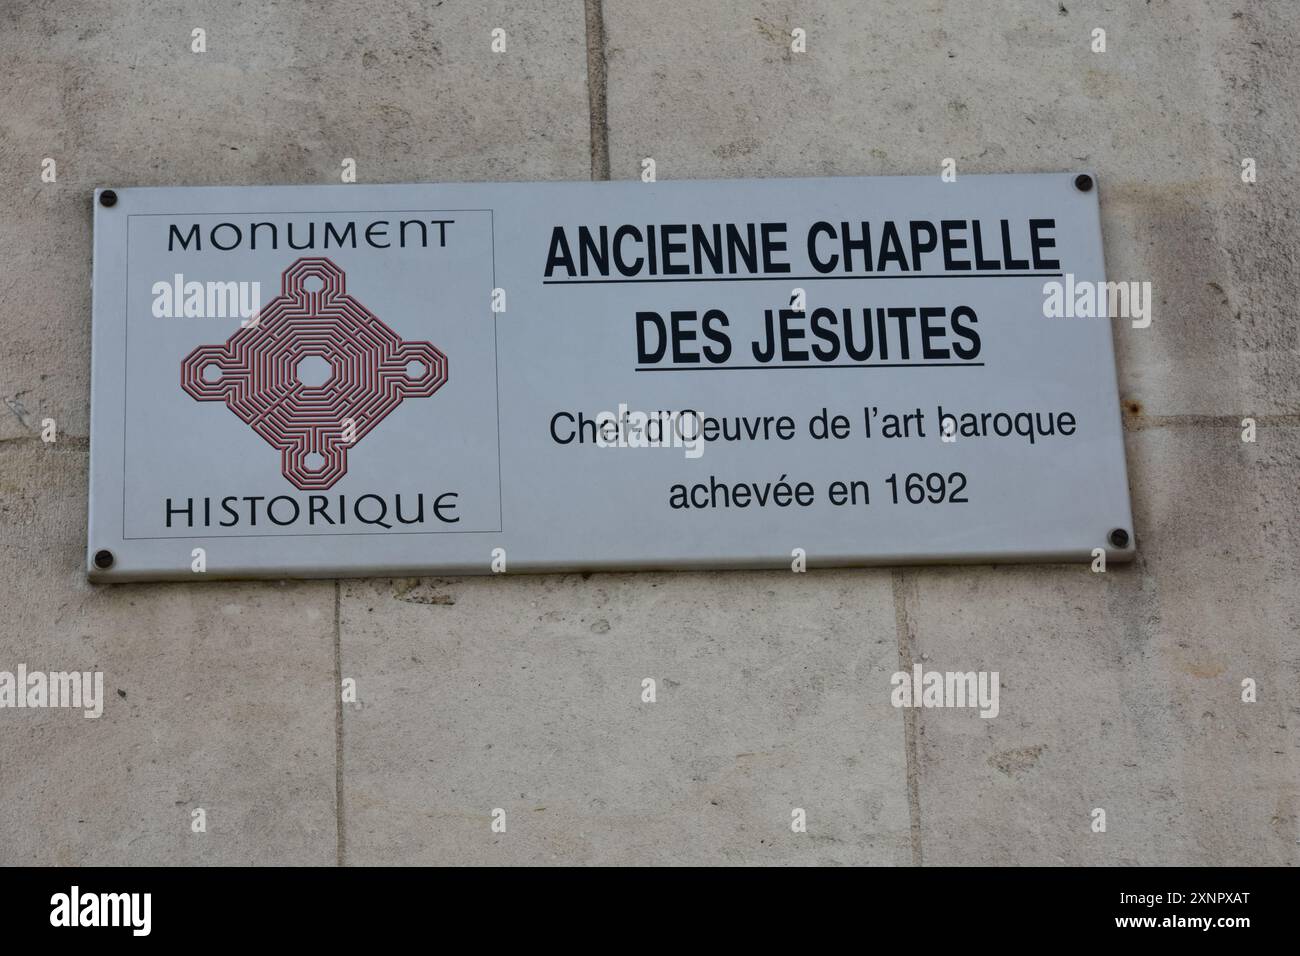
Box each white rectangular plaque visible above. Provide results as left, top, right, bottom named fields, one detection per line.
left=88, top=174, right=1133, bottom=580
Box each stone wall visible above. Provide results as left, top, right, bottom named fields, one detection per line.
left=1, top=0, right=1295, bottom=865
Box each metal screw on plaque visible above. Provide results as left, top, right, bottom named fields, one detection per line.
left=1073, top=174, right=1094, bottom=193
left=1108, top=528, right=1130, bottom=549
left=99, top=190, right=117, bottom=207
left=93, top=549, right=115, bottom=569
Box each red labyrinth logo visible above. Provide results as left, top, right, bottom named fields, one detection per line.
left=181, top=257, right=448, bottom=490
